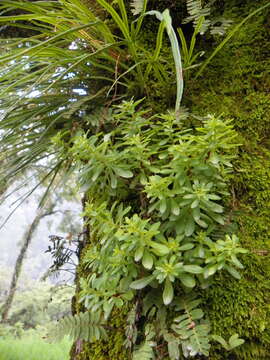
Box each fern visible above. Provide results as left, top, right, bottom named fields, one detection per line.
left=49, top=311, right=107, bottom=343
left=131, top=0, right=145, bottom=15
left=183, top=0, right=232, bottom=36
left=133, top=324, right=156, bottom=360
left=210, top=18, right=233, bottom=36
left=172, top=296, right=211, bottom=357
left=183, top=0, right=211, bottom=33
left=163, top=332, right=180, bottom=360
left=133, top=341, right=155, bottom=360
left=124, top=305, right=138, bottom=349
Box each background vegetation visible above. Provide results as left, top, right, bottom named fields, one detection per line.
left=0, top=0, right=269, bottom=359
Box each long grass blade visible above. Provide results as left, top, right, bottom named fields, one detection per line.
left=146, top=9, right=183, bottom=112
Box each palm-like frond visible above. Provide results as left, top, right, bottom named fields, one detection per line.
left=0, top=0, right=183, bottom=203
left=0, top=1, right=122, bottom=196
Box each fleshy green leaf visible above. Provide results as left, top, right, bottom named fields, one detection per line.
left=204, top=265, right=217, bottom=278
left=190, top=309, right=204, bottom=320
left=183, top=265, right=203, bottom=274
left=167, top=337, right=180, bottom=359
left=159, top=198, right=167, bottom=214
left=225, top=265, right=241, bottom=279
left=185, top=217, right=195, bottom=236
left=212, top=334, right=229, bottom=349
left=130, top=275, right=155, bottom=290
left=163, top=278, right=174, bottom=305
left=142, top=252, right=154, bottom=270
left=179, top=243, right=194, bottom=251
left=228, top=334, right=245, bottom=348
left=206, top=201, right=223, bottom=213
left=135, top=246, right=144, bottom=262
left=171, top=199, right=180, bottom=216
left=180, top=274, right=196, bottom=288
left=230, top=255, right=244, bottom=269
left=150, top=242, right=170, bottom=256
left=114, top=167, right=133, bottom=178
left=110, top=175, right=117, bottom=189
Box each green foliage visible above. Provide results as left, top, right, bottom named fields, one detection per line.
left=0, top=334, right=71, bottom=360
left=195, top=1, right=270, bottom=79
left=0, top=322, right=24, bottom=339
left=132, top=325, right=155, bottom=360
left=1, top=0, right=268, bottom=359
left=51, top=100, right=246, bottom=358
left=0, top=0, right=267, bottom=200
left=0, top=273, right=74, bottom=331
left=177, top=17, right=205, bottom=72
left=71, top=306, right=130, bottom=360
left=172, top=296, right=211, bottom=357
left=183, top=0, right=233, bottom=36
left=50, top=311, right=107, bottom=343
left=0, top=0, right=181, bottom=198
left=212, top=333, right=245, bottom=351
left=144, top=8, right=184, bottom=111
left=187, top=2, right=270, bottom=358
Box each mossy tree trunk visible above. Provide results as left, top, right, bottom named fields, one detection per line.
left=70, top=1, right=270, bottom=359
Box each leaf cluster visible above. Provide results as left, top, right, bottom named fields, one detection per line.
left=0, top=0, right=268, bottom=204
left=0, top=0, right=259, bottom=358
left=0, top=0, right=181, bottom=202
left=55, top=100, right=247, bottom=358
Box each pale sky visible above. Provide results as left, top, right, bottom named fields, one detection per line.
left=0, top=181, right=82, bottom=283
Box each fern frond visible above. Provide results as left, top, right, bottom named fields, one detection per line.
left=133, top=324, right=156, bottom=360
left=184, top=0, right=233, bottom=36
left=172, top=295, right=211, bottom=357
left=133, top=340, right=155, bottom=360
left=49, top=311, right=107, bottom=343
left=124, top=305, right=138, bottom=349
left=210, top=18, right=233, bottom=36
left=131, top=0, right=145, bottom=15
left=163, top=332, right=180, bottom=360
left=183, top=0, right=211, bottom=33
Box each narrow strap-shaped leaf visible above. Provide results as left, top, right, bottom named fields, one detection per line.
left=145, top=10, right=183, bottom=112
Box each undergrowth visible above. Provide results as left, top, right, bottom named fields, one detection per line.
left=0, top=335, right=71, bottom=360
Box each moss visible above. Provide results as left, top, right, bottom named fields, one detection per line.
left=202, top=145, right=270, bottom=359
left=189, top=2, right=270, bottom=359
left=74, top=307, right=130, bottom=360
left=202, top=251, right=270, bottom=359
left=201, top=150, right=270, bottom=360
left=72, top=1, right=270, bottom=359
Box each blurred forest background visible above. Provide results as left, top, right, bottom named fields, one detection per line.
left=0, top=179, right=81, bottom=359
